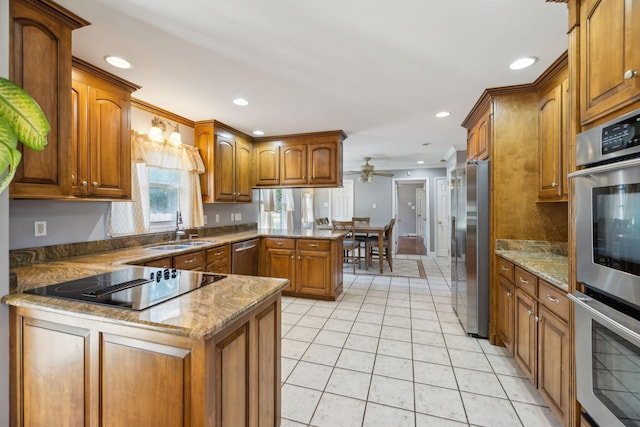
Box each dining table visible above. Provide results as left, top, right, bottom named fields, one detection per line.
left=318, top=222, right=389, bottom=274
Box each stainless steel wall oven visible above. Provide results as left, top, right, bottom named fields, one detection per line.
left=569, top=108, right=640, bottom=427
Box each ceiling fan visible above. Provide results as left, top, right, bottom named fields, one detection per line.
left=352, top=157, right=394, bottom=183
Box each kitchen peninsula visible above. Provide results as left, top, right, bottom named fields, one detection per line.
left=2, top=227, right=346, bottom=427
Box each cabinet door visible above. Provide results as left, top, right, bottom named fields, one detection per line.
left=214, top=137, right=237, bottom=201
left=581, top=0, right=640, bottom=123
left=562, top=79, right=570, bottom=199
left=514, top=289, right=537, bottom=384
left=466, top=127, right=477, bottom=160
left=194, top=123, right=215, bottom=202
left=9, top=0, right=78, bottom=198
left=296, top=249, right=331, bottom=296
left=537, top=305, right=570, bottom=426
left=476, top=112, right=490, bottom=160
left=71, top=78, right=89, bottom=196
left=255, top=300, right=281, bottom=427
left=255, top=143, right=280, bottom=186
left=497, top=277, right=515, bottom=354
left=281, top=143, right=307, bottom=185
left=307, top=142, right=338, bottom=185
left=234, top=139, right=253, bottom=202
left=101, top=334, right=191, bottom=427
left=264, top=247, right=296, bottom=292
left=215, top=322, right=250, bottom=427
left=87, top=84, right=131, bottom=198
left=538, top=84, right=563, bottom=199
left=174, top=250, right=205, bottom=270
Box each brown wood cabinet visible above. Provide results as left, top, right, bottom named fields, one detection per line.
left=135, top=250, right=206, bottom=271
left=206, top=244, right=231, bottom=274
left=465, top=108, right=490, bottom=161
left=498, top=259, right=570, bottom=427
left=195, top=121, right=253, bottom=203
left=254, top=131, right=346, bottom=188
left=496, top=257, right=515, bottom=353
left=261, top=237, right=343, bottom=300
left=8, top=0, right=88, bottom=199
left=9, top=292, right=281, bottom=427
left=71, top=59, right=139, bottom=200
left=580, top=0, right=640, bottom=124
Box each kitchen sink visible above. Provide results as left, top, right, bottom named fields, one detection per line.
left=180, top=241, right=212, bottom=246
left=149, top=244, right=191, bottom=250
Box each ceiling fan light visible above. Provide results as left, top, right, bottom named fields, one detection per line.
left=367, top=174, right=375, bottom=184
left=358, top=174, right=366, bottom=183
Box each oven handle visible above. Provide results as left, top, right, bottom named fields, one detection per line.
left=568, top=156, right=640, bottom=178
left=568, top=291, right=640, bottom=342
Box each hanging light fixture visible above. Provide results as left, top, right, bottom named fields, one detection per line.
left=169, top=123, right=182, bottom=145
left=148, top=116, right=182, bottom=145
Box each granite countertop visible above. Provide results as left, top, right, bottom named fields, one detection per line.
left=495, top=239, right=569, bottom=292
left=2, top=228, right=343, bottom=339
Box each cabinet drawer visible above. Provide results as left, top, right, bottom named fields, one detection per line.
left=297, top=239, right=330, bottom=252
left=144, top=257, right=172, bottom=268
left=515, top=267, right=537, bottom=297
left=174, top=250, right=205, bottom=270
left=264, top=238, right=295, bottom=250
left=539, top=280, right=569, bottom=321
left=207, top=261, right=230, bottom=274
left=498, top=258, right=514, bottom=281
left=207, top=245, right=230, bottom=263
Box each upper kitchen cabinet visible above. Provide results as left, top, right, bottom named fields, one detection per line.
left=71, top=59, right=140, bottom=200
left=580, top=0, right=640, bottom=124
left=9, top=0, right=89, bottom=199
left=537, top=56, right=569, bottom=202
left=254, top=130, right=346, bottom=188
left=194, top=120, right=253, bottom=203
left=463, top=102, right=491, bottom=161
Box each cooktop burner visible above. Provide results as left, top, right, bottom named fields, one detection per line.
left=24, top=266, right=226, bottom=311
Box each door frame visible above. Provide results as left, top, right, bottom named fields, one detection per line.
left=391, top=177, right=429, bottom=255
left=434, top=176, right=450, bottom=257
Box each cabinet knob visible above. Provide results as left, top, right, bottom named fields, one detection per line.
left=92, top=182, right=98, bottom=187
left=624, top=69, right=638, bottom=80
left=81, top=181, right=88, bottom=187
left=291, top=256, right=294, bottom=259
left=298, top=256, right=301, bottom=260
left=551, top=182, right=558, bottom=188
left=527, top=310, right=532, bottom=317
left=507, top=291, right=512, bottom=297
left=534, top=316, right=540, bottom=322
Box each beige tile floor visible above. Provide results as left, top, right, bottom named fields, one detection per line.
left=279, top=255, right=563, bottom=427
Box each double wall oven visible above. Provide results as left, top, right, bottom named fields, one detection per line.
left=569, top=108, right=640, bottom=427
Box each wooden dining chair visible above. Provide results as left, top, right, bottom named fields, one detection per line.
left=315, top=217, right=330, bottom=226
left=332, top=220, right=361, bottom=273
left=351, top=216, right=371, bottom=243
left=365, top=217, right=396, bottom=272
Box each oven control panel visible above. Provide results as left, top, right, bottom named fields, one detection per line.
left=577, top=108, right=640, bottom=166
left=602, top=111, right=640, bottom=154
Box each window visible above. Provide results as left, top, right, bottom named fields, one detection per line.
left=149, top=167, right=180, bottom=224
left=260, top=188, right=294, bottom=230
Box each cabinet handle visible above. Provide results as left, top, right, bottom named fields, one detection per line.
left=184, top=258, right=195, bottom=263
left=235, top=245, right=257, bottom=252
left=500, top=266, right=508, bottom=271
left=624, top=69, right=638, bottom=80
left=527, top=310, right=532, bottom=317
left=507, top=291, right=512, bottom=297
left=551, top=182, right=558, bottom=188
left=213, top=251, right=224, bottom=256
left=298, top=256, right=301, bottom=260
left=92, top=182, right=98, bottom=187
left=276, top=242, right=284, bottom=246
left=308, top=243, right=319, bottom=248
left=534, top=316, right=540, bottom=322
left=291, top=256, right=294, bottom=259
left=545, top=294, right=560, bottom=304
left=519, top=277, right=529, bottom=284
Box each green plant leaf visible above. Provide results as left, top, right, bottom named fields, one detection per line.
left=0, top=77, right=50, bottom=151
left=0, top=136, right=22, bottom=194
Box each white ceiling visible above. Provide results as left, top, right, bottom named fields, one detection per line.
left=56, top=0, right=568, bottom=172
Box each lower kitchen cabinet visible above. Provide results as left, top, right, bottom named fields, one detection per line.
left=515, top=288, right=537, bottom=383
left=261, top=237, right=343, bottom=300
left=9, top=292, right=281, bottom=427
left=496, top=257, right=515, bottom=353
left=206, top=244, right=231, bottom=274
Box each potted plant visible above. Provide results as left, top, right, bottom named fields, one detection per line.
left=0, top=76, right=50, bottom=194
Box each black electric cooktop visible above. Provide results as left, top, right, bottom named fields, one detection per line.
left=24, top=266, right=226, bottom=311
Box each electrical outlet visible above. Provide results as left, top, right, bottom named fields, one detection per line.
left=215, top=214, right=220, bottom=223
left=235, top=213, right=242, bottom=221
left=203, top=215, right=208, bottom=225
left=34, top=221, right=47, bottom=237
left=231, top=213, right=235, bottom=222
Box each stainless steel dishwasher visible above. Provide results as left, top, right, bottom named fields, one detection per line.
left=231, top=239, right=259, bottom=275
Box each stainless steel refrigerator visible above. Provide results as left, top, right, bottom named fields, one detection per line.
left=451, top=160, right=490, bottom=337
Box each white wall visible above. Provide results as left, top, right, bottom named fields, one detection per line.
left=1, top=0, right=11, bottom=424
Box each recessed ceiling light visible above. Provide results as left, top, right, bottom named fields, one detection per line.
left=104, top=55, right=132, bottom=69
left=233, top=98, right=249, bottom=106
left=417, top=160, right=424, bottom=164
left=253, top=130, right=264, bottom=136
left=435, top=111, right=450, bottom=118
left=509, top=56, right=538, bottom=70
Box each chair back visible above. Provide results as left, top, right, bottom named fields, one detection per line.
left=352, top=217, right=370, bottom=226
left=332, top=220, right=355, bottom=238
left=315, top=217, right=329, bottom=225
left=385, top=217, right=396, bottom=241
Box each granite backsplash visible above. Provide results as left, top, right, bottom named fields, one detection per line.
left=495, top=239, right=568, bottom=256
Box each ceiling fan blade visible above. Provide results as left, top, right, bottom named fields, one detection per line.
left=373, top=171, right=394, bottom=177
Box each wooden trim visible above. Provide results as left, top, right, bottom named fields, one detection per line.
left=254, top=129, right=348, bottom=142
left=19, top=0, right=90, bottom=29
left=131, top=99, right=194, bottom=128
left=72, top=57, right=141, bottom=92
left=532, top=51, right=569, bottom=90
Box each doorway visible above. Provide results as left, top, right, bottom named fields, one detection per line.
left=330, top=179, right=354, bottom=221
left=435, top=177, right=451, bottom=257
left=392, top=178, right=428, bottom=255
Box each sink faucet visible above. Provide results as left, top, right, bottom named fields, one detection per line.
left=175, top=209, right=185, bottom=240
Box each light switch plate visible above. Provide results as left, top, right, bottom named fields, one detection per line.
left=34, top=221, right=47, bottom=237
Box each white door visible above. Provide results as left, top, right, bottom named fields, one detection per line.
left=331, top=179, right=353, bottom=221
left=416, top=188, right=426, bottom=237
left=435, top=177, right=450, bottom=257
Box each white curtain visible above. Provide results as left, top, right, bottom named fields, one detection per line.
left=301, top=189, right=315, bottom=225
left=283, top=189, right=295, bottom=230
left=108, top=131, right=205, bottom=236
